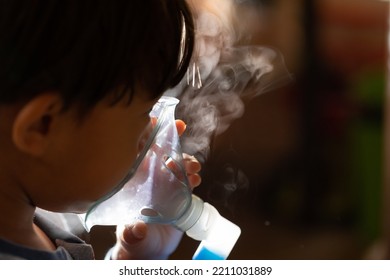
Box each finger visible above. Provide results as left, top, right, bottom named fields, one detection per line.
left=113, top=222, right=149, bottom=260
left=151, top=117, right=158, bottom=128
left=182, top=154, right=201, bottom=189
left=188, top=173, right=202, bottom=189
left=183, top=154, right=201, bottom=174
left=165, top=154, right=201, bottom=175
left=121, top=221, right=148, bottom=245
left=175, top=119, right=186, bottom=136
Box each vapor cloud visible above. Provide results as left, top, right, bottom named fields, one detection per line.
left=166, top=0, right=292, bottom=161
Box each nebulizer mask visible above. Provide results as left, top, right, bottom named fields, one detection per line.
left=81, top=96, right=240, bottom=260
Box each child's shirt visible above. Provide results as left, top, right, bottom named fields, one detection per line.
left=0, top=211, right=94, bottom=260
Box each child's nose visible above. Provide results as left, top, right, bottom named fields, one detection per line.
left=137, top=120, right=155, bottom=153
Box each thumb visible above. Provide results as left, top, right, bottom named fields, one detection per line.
left=111, top=222, right=148, bottom=260
left=121, top=222, right=147, bottom=245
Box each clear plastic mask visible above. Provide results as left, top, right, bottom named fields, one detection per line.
left=81, top=96, right=241, bottom=260
left=82, top=96, right=192, bottom=230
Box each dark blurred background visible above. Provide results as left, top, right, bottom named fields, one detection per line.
left=170, top=0, right=390, bottom=260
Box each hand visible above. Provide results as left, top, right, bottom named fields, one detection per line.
left=110, top=120, right=202, bottom=260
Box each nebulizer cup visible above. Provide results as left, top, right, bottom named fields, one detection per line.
left=81, top=96, right=240, bottom=260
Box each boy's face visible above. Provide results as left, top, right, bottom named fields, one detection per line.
left=23, top=91, right=157, bottom=213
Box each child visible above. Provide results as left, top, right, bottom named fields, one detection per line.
left=0, top=0, right=201, bottom=259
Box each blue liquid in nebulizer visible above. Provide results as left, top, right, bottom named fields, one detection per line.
left=81, top=96, right=240, bottom=260
left=193, top=246, right=224, bottom=260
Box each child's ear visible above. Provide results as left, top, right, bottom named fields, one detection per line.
left=12, top=92, right=63, bottom=156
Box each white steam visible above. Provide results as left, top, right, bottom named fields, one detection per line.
left=166, top=0, right=293, bottom=161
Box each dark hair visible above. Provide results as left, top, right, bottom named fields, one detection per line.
left=0, top=0, right=194, bottom=112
